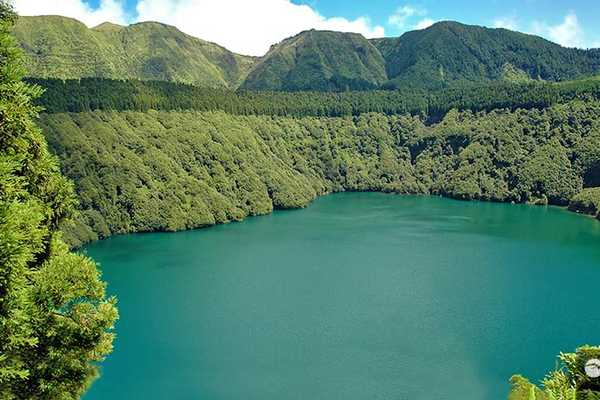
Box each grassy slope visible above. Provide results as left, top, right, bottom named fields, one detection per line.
left=13, top=15, right=256, bottom=88
left=14, top=17, right=600, bottom=91
left=38, top=99, right=600, bottom=247
left=243, top=21, right=600, bottom=91
left=372, top=21, right=600, bottom=89
left=240, top=30, right=388, bottom=91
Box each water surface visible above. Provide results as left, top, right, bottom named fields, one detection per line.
left=84, top=193, right=600, bottom=400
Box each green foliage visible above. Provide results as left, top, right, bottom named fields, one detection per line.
left=518, top=139, right=582, bottom=205
left=510, top=346, right=600, bottom=400
left=0, top=3, right=117, bottom=398
left=27, top=76, right=600, bottom=121
left=13, top=15, right=255, bottom=89
left=40, top=110, right=423, bottom=245
left=573, top=129, right=600, bottom=187
left=509, top=376, right=550, bottom=400
left=569, top=188, right=600, bottom=217
left=37, top=99, right=600, bottom=246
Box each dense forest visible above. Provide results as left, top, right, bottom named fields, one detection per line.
left=0, top=3, right=116, bottom=399
left=28, top=76, right=600, bottom=121
left=37, top=97, right=600, bottom=247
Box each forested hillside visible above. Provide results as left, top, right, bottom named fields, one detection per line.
left=12, top=16, right=255, bottom=88
left=37, top=98, right=600, bottom=247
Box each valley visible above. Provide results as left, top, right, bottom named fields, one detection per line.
left=2, top=4, right=600, bottom=399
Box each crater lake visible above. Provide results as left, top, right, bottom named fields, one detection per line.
left=83, top=193, right=600, bottom=400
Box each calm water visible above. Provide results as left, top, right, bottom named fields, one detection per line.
left=84, top=193, right=600, bottom=400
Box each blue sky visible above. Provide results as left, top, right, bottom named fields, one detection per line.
left=294, top=0, right=600, bottom=36
left=13, top=0, right=600, bottom=55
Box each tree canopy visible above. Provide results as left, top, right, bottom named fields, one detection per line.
left=0, top=2, right=117, bottom=398
left=27, top=76, right=600, bottom=121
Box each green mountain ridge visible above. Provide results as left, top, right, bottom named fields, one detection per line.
left=372, top=21, right=600, bottom=89
left=14, top=16, right=600, bottom=92
left=240, top=29, right=388, bottom=91
left=13, top=15, right=256, bottom=89
left=14, top=16, right=600, bottom=91
left=93, top=21, right=124, bottom=32
left=244, top=21, right=600, bottom=91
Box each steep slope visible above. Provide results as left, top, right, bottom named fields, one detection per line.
left=372, top=21, right=600, bottom=89
left=240, top=30, right=388, bottom=91
left=15, top=17, right=600, bottom=91
left=13, top=15, right=256, bottom=88
left=40, top=97, right=600, bottom=246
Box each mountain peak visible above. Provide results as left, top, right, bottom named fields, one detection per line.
left=17, top=14, right=87, bottom=27
left=93, top=21, right=124, bottom=32
left=13, top=15, right=600, bottom=91
left=241, top=29, right=386, bottom=91
left=13, top=15, right=256, bottom=89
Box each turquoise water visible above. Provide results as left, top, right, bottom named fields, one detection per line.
left=84, top=193, right=600, bottom=400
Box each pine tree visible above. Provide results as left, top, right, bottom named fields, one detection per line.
left=0, top=2, right=117, bottom=398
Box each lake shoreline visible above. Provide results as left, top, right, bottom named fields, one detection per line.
left=75, top=189, right=599, bottom=250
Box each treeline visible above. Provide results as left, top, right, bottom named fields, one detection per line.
left=39, top=99, right=600, bottom=247
left=28, top=77, right=600, bottom=120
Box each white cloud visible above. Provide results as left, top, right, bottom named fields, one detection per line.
left=388, top=5, right=425, bottom=29
left=12, top=0, right=128, bottom=27
left=15, top=1, right=599, bottom=55
left=414, top=18, right=435, bottom=30
left=529, top=12, right=598, bottom=48
left=532, top=12, right=583, bottom=48
left=388, top=5, right=437, bottom=32
left=12, top=0, right=384, bottom=56
left=492, top=16, right=518, bottom=30
left=135, top=0, right=384, bottom=56
left=491, top=12, right=600, bottom=49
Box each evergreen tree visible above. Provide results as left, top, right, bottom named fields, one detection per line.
left=0, top=2, right=117, bottom=398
